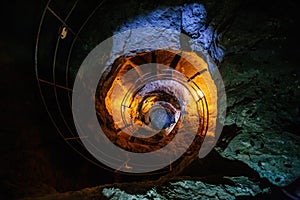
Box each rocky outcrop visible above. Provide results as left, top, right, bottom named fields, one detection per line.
left=214, top=0, right=300, bottom=187
left=216, top=69, right=300, bottom=187
left=23, top=176, right=270, bottom=200
left=113, top=3, right=227, bottom=64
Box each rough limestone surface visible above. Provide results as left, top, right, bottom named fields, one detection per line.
left=23, top=177, right=269, bottom=200
left=216, top=69, right=300, bottom=187
left=102, top=179, right=261, bottom=200
left=116, top=3, right=224, bottom=63
left=213, top=0, right=300, bottom=187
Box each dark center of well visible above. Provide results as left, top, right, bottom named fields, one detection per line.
left=149, top=106, right=175, bottom=130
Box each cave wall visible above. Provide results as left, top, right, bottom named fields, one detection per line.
left=1, top=0, right=299, bottom=199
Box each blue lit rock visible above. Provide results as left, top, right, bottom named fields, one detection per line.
left=115, top=3, right=224, bottom=63
left=181, top=3, right=207, bottom=38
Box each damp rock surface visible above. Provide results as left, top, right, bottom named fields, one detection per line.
left=216, top=68, right=300, bottom=187
left=102, top=178, right=267, bottom=200
left=23, top=176, right=270, bottom=200
left=213, top=0, right=300, bottom=187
